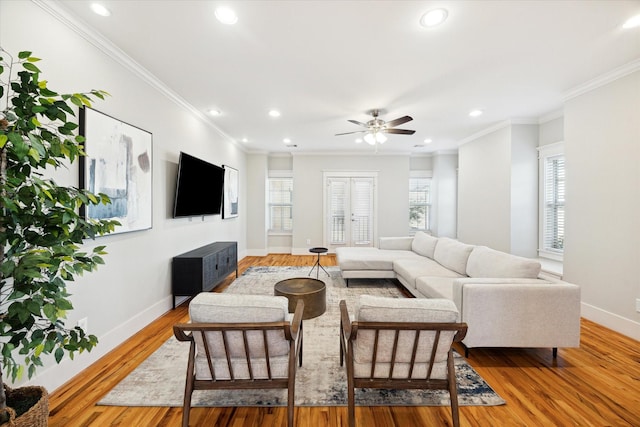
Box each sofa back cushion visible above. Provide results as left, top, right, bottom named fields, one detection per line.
left=411, top=231, right=439, bottom=259
left=466, top=246, right=541, bottom=279
left=433, top=237, right=475, bottom=275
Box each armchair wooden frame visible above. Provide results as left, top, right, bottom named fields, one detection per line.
left=173, top=300, right=304, bottom=427
left=339, top=300, right=468, bottom=427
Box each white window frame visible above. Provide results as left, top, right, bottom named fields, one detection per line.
left=267, top=170, right=293, bottom=235
left=409, top=171, right=432, bottom=235
left=538, top=142, right=565, bottom=261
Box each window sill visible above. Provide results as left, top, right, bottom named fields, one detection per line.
left=538, top=257, right=563, bottom=279
left=268, top=231, right=293, bottom=236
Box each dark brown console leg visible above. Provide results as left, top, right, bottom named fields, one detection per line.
left=552, top=347, right=558, bottom=358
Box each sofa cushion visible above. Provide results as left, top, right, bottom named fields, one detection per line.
left=411, top=231, right=439, bottom=258
left=393, top=258, right=463, bottom=290
left=433, top=238, right=475, bottom=275
left=336, top=247, right=420, bottom=271
left=415, top=276, right=457, bottom=300
left=466, top=246, right=541, bottom=279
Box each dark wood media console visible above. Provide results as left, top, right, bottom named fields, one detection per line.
left=172, top=241, right=238, bottom=308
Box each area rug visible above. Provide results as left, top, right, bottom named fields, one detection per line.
left=98, top=266, right=505, bottom=407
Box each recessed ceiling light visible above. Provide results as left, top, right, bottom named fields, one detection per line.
left=90, top=3, right=111, bottom=17
left=423, top=138, right=433, bottom=144
left=623, top=14, right=640, bottom=29
left=268, top=109, right=281, bottom=118
left=215, top=6, right=238, bottom=25
left=469, top=109, right=483, bottom=117
left=208, top=109, right=221, bottom=116
left=420, top=8, right=448, bottom=28
left=241, top=138, right=248, bottom=143
left=355, top=138, right=363, bottom=144
left=283, top=138, right=291, bottom=144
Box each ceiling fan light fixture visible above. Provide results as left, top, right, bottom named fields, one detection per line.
left=420, top=8, right=448, bottom=28
left=376, top=133, right=388, bottom=144
left=363, top=133, right=376, bottom=145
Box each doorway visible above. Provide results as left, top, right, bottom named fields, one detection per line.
left=324, top=172, right=377, bottom=251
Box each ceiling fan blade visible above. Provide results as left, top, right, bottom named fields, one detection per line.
left=384, top=115, right=413, bottom=128
left=347, top=119, right=369, bottom=127
left=335, top=130, right=367, bottom=136
left=383, top=128, right=416, bottom=135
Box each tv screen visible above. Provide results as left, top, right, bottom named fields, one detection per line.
left=173, top=152, right=224, bottom=217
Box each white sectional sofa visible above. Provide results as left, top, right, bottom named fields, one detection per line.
left=335, top=231, right=581, bottom=355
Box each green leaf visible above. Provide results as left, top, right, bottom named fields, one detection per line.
left=55, top=347, right=64, bottom=363
left=23, top=62, right=41, bottom=73
left=18, top=51, right=32, bottom=59
left=0, top=134, right=7, bottom=148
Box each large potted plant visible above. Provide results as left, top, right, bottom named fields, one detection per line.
left=0, top=48, right=119, bottom=425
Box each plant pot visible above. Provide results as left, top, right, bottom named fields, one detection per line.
left=1, top=385, right=48, bottom=427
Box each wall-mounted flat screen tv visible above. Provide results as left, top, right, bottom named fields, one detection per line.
left=173, top=152, right=224, bottom=217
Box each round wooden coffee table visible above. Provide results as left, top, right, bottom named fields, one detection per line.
left=274, top=277, right=326, bottom=319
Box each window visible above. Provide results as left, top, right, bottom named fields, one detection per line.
left=268, top=172, right=293, bottom=233
left=539, top=143, right=565, bottom=260
left=409, top=174, right=431, bottom=234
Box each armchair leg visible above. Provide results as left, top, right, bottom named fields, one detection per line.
left=447, top=351, right=461, bottom=427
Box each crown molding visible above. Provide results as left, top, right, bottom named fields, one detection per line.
left=457, top=120, right=511, bottom=146
left=34, top=0, right=242, bottom=151
left=291, top=151, right=413, bottom=157
left=563, top=57, right=640, bottom=102
left=538, top=109, right=564, bottom=124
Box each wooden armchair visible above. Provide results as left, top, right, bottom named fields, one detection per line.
left=339, top=295, right=468, bottom=427
left=173, top=293, right=304, bottom=427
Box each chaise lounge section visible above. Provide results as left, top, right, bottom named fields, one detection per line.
left=335, top=232, right=581, bottom=354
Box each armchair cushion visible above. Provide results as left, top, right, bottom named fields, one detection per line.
left=353, top=295, right=459, bottom=379
left=188, top=293, right=292, bottom=379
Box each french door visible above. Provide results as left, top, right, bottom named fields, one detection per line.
left=324, top=173, right=377, bottom=251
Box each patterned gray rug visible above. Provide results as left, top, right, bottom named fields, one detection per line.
left=98, top=266, right=505, bottom=407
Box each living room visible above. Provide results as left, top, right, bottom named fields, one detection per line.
left=1, top=1, right=639, bottom=424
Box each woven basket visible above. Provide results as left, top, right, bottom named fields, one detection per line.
left=1, top=385, right=49, bottom=427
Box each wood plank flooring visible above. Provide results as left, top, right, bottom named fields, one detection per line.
left=48, top=254, right=640, bottom=426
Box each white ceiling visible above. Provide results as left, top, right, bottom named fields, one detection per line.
left=55, top=0, right=640, bottom=155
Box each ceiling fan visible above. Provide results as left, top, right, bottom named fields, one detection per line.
left=335, top=109, right=416, bottom=145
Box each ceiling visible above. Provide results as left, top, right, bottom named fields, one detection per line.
left=55, top=0, right=640, bottom=155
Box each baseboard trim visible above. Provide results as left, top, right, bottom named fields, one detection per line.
left=581, top=302, right=640, bottom=341
left=22, top=295, right=173, bottom=393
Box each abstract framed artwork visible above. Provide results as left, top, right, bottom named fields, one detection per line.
left=79, top=107, right=153, bottom=235
left=222, top=165, right=239, bottom=219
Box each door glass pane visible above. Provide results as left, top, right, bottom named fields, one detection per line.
left=329, top=180, right=347, bottom=244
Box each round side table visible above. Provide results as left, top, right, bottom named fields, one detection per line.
left=308, top=247, right=329, bottom=279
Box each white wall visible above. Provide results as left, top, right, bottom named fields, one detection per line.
left=431, top=153, right=458, bottom=238
left=290, top=154, right=410, bottom=253
left=564, top=70, right=640, bottom=339
left=458, top=126, right=512, bottom=251
left=510, top=125, right=539, bottom=257
left=1, top=1, right=246, bottom=391
left=457, top=123, right=538, bottom=256
left=245, top=153, right=268, bottom=255
left=539, top=116, right=564, bottom=146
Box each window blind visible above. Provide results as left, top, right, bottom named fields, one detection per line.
left=543, top=155, right=565, bottom=252
left=409, top=177, right=431, bottom=232
left=268, top=177, right=293, bottom=232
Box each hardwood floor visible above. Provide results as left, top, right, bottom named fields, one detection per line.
left=48, top=254, right=640, bottom=426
